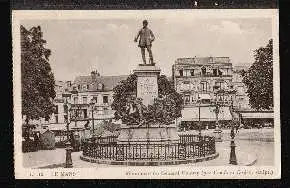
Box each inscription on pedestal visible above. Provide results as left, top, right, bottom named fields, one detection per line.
left=137, top=76, right=158, bottom=106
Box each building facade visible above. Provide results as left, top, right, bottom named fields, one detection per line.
left=46, top=71, right=128, bottom=131
left=68, top=71, right=128, bottom=127
left=172, top=57, right=236, bottom=129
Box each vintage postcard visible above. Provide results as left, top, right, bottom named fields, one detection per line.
left=12, top=10, right=280, bottom=179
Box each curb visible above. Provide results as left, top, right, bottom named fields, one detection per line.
left=237, top=153, right=258, bottom=166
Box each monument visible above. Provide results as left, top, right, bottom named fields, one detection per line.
left=117, top=20, right=180, bottom=144
left=80, top=20, right=218, bottom=165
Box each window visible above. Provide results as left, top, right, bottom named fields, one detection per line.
left=82, top=96, right=87, bottom=104
left=98, top=83, right=104, bottom=90
left=190, top=69, right=195, bottom=76
left=213, top=69, right=217, bottom=76
left=190, top=83, right=195, bottom=90
left=184, top=95, right=190, bottom=104
left=83, top=109, right=87, bottom=118
left=78, top=85, right=81, bottom=90
left=179, top=70, right=183, bottom=76
left=92, top=96, right=98, bottom=103
left=215, top=81, right=224, bottom=90
left=103, top=96, right=108, bottom=104
left=201, top=67, right=206, bottom=76
left=200, top=82, right=208, bottom=92
left=191, top=96, right=196, bottom=103
left=87, top=84, right=89, bottom=90
left=184, top=70, right=190, bottom=77
left=183, top=81, right=190, bottom=90
left=74, top=97, right=78, bottom=104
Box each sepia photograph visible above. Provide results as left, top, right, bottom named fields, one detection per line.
left=12, top=10, right=279, bottom=179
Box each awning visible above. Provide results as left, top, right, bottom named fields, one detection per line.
left=198, top=94, right=211, bottom=100
left=181, top=106, right=232, bottom=121
left=69, top=121, right=88, bottom=130
left=45, top=123, right=66, bottom=131
left=241, top=112, right=273, bottom=119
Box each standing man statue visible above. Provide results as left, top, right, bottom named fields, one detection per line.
left=134, top=20, right=155, bottom=65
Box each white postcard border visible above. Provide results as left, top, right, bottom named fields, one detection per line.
left=12, top=9, right=280, bottom=179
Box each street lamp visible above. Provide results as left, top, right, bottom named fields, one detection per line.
left=212, top=89, right=222, bottom=142
left=63, top=100, right=73, bottom=168
left=197, top=96, right=202, bottom=139
left=229, top=95, right=238, bottom=165
left=89, top=98, right=96, bottom=137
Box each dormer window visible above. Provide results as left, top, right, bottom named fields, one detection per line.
left=98, top=83, right=104, bottom=90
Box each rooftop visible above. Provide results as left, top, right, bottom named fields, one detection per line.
left=175, top=57, right=230, bottom=65
left=74, top=75, right=128, bottom=91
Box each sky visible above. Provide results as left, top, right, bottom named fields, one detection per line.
left=21, top=17, right=272, bottom=81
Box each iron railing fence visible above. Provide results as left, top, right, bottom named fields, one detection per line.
left=82, top=135, right=216, bottom=161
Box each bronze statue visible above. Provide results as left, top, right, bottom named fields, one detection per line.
left=134, top=20, right=155, bottom=65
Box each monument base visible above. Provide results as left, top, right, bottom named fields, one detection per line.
left=117, top=124, right=180, bottom=144
left=138, top=63, right=156, bottom=66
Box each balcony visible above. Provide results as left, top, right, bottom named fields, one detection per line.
left=175, top=72, right=232, bottom=78
left=183, top=99, right=233, bottom=107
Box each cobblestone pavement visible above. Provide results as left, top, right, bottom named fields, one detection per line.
left=22, top=128, right=274, bottom=168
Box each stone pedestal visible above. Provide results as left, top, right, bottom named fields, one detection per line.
left=117, top=124, right=180, bottom=144
left=133, top=64, right=161, bottom=106
left=117, top=64, right=180, bottom=144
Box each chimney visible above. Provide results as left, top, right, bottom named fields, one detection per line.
left=91, top=70, right=100, bottom=80
left=66, top=81, right=71, bottom=87
left=91, top=71, right=97, bottom=80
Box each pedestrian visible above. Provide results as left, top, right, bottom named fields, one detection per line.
left=235, top=123, right=239, bottom=134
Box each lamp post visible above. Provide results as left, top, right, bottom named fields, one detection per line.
left=197, top=96, right=202, bottom=139
left=213, top=90, right=222, bottom=142
left=63, top=100, right=73, bottom=168
left=89, top=99, right=96, bottom=137
left=229, top=95, right=238, bottom=165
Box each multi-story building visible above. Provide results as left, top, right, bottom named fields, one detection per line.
left=68, top=71, right=128, bottom=128
left=172, top=57, right=235, bottom=130
left=44, top=71, right=128, bottom=131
